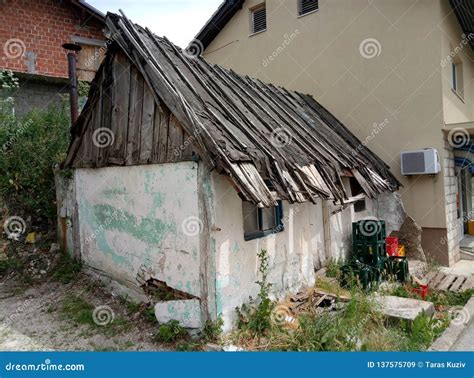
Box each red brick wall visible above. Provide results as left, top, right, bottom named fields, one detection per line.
left=0, top=0, right=105, bottom=78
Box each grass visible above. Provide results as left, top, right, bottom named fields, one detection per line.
left=51, top=252, right=82, bottom=284
left=232, top=277, right=465, bottom=351
left=59, top=294, right=131, bottom=336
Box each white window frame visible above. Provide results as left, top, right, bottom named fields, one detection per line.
left=452, top=59, right=464, bottom=101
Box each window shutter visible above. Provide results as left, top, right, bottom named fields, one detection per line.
left=252, top=6, right=267, bottom=34
left=299, top=0, right=318, bottom=16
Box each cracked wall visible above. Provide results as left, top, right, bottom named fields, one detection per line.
left=74, top=162, right=201, bottom=300
left=209, top=172, right=322, bottom=331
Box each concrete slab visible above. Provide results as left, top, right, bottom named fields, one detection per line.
left=154, top=299, right=202, bottom=329
left=459, top=235, right=474, bottom=252
left=430, top=296, right=474, bottom=351
left=374, top=296, right=434, bottom=321
left=441, top=260, right=474, bottom=277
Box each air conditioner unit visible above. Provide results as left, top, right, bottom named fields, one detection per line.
left=400, top=149, right=441, bottom=175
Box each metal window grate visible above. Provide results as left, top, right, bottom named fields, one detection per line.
left=251, top=6, right=267, bottom=34
left=299, top=0, right=318, bottom=16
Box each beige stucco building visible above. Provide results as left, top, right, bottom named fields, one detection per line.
left=196, top=0, right=474, bottom=266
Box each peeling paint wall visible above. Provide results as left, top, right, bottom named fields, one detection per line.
left=209, top=172, right=323, bottom=331
left=74, top=162, right=201, bottom=300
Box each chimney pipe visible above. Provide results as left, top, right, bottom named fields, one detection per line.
left=62, top=43, right=82, bottom=125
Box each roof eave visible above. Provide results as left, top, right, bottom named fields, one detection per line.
left=193, top=0, right=244, bottom=49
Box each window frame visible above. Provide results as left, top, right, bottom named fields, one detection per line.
left=349, top=177, right=367, bottom=213
left=242, top=199, right=284, bottom=241
left=249, top=3, right=267, bottom=36
left=297, top=0, right=319, bottom=17
left=452, top=60, right=464, bottom=100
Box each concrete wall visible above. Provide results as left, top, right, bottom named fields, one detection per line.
left=202, top=0, right=471, bottom=264
left=440, top=0, right=474, bottom=125
left=74, top=162, right=202, bottom=300
left=13, top=75, right=68, bottom=117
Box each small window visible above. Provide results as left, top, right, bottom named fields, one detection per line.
left=452, top=60, right=464, bottom=99
left=298, top=0, right=318, bottom=16
left=242, top=200, right=283, bottom=241
left=250, top=4, right=267, bottom=34
left=349, top=177, right=366, bottom=213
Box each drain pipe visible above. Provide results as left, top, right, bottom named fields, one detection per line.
left=62, top=43, right=82, bottom=125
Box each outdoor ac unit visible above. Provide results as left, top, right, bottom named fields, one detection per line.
left=400, top=149, right=441, bottom=175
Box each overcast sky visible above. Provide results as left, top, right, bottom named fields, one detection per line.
left=89, top=0, right=223, bottom=48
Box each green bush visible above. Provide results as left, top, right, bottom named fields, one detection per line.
left=0, top=105, right=70, bottom=220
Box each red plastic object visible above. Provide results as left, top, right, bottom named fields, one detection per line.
left=386, top=236, right=399, bottom=256
left=411, top=285, right=429, bottom=300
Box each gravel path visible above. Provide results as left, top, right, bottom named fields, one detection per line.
left=0, top=275, right=167, bottom=351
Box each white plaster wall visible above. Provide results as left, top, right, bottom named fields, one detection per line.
left=210, top=172, right=323, bottom=331
left=75, top=162, right=201, bottom=299
left=329, top=198, right=377, bottom=262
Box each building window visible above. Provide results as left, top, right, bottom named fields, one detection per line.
left=349, top=177, right=366, bottom=213
left=452, top=60, right=464, bottom=99
left=298, top=0, right=318, bottom=16
left=242, top=200, right=283, bottom=241
left=250, top=4, right=267, bottom=35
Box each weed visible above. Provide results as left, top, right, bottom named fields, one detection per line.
left=202, top=316, right=224, bottom=342
left=155, top=320, right=187, bottom=343
left=51, top=252, right=82, bottom=284
left=238, top=249, right=274, bottom=334
left=326, top=259, right=343, bottom=278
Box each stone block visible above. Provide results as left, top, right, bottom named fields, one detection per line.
left=374, top=296, right=435, bottom=321
left=155, top=299, right=203, bottom=329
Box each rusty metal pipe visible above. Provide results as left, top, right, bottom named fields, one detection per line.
left=62, top=43, right=82, bottom=125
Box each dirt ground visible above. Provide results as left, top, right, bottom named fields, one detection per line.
left=0, top=274, right=168, bottom=351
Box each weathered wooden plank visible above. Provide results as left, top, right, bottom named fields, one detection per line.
left=156, top=105, right=170, bottom=163
left=450, top=276, right=466, bottom=292
left=126, top=65, right=144, bottom=165
left=180, top=129, right=195, bottom=161
left=139, top=83, right=155, bottom=164
left=167, top=113, right=184, bottom=162
left=438, top=274, right=458, bottom=291
left=98, top=61, right=113, bottom=167
left=109, top=52, right=131, bottom=165
left=431, top=272, right=447, bottom=289
left=423, top=270, right=438, bottom=285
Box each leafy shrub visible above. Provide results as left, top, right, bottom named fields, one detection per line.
left=0, top=106, right=70, bottom=220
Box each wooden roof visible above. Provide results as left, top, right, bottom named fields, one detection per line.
left=64, top=12, right=400, bottom=207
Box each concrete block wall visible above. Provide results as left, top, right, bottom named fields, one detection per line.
left=13, top=77, right=68, bottom=117
left=443, top=142, right=461, bottom=266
